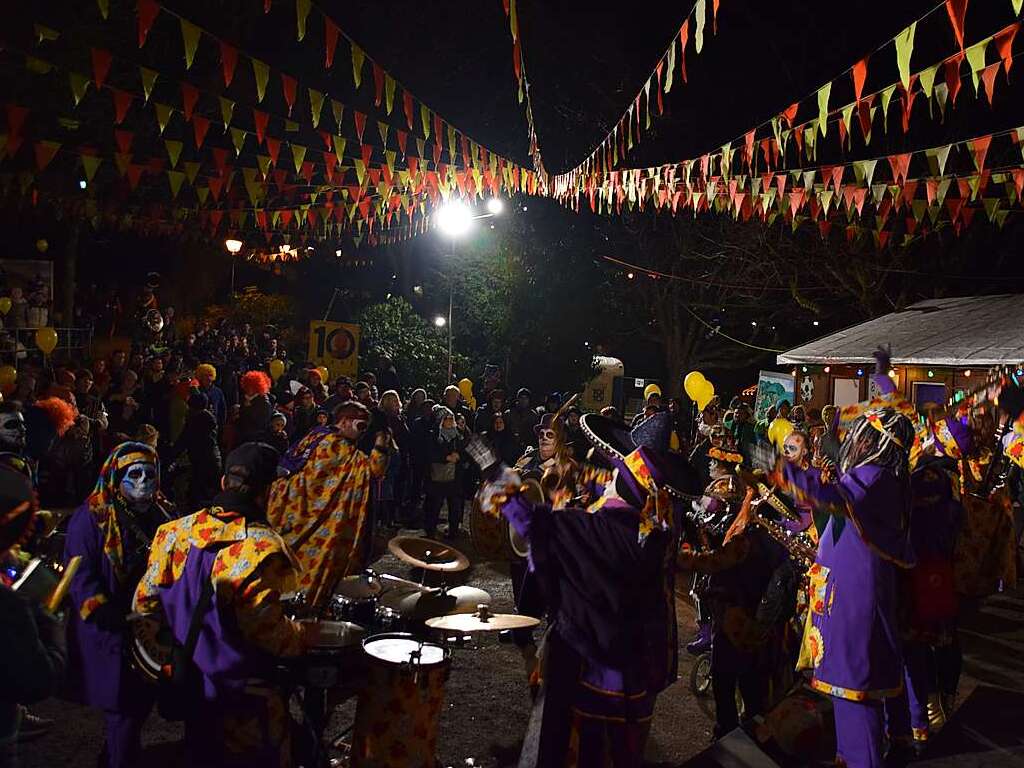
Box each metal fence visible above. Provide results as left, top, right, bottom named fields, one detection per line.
left=0, top=327, right=94, bottom=365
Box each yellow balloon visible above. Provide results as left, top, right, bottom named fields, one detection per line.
left=268, top=358, right=285, bottom=381
left=768, top=417, right=795, bottom=452
left=458, top=378, right=474, bottom=399
left=696, top=380, right=716, bottom=411
left=643, top=383, right=662, bottom=401
left=683, top=371, right=707, bottom=402
left=0, top=365, right=16, bottom=389
left=35, top=327, right=58, bottom=355
left=0, top=298, right=11, bottom=316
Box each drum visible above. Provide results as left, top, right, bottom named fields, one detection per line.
left=295, top=619, right=365, bottom=689
left=468, top=497, right=520, bottom=561
left=373, top=605, right=402, bottom=632
left=328, top=574, right=383, bottom=626
left=129, top=614, right=174, bottom=683
left=351, top=633, right=451, bottom=768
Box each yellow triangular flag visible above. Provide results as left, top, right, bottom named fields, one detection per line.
left=351, top=42, right=365, bottom=89
left=213, top=99, right=232, bottom=134
left=291, top=143, right=306, bottom=174
left=296, top=0, right=311, bottom=41
left=816, top=82, right=831, bottom=137
left=895, top=22, right=916, bottom=90
left=69, top=72, right=90, bottom=106
left=184, top=161, right=200, bottom=185
left=447, top=125, right=456, bottom=163
left=308, top=88, right=324, bottom=128
left=196, top=186, right=209, bottom=204
left=81, top=155, right=101, bottom=182
left=378, top=121, right=389, bottom=148
left=251, top=59, right=269, bottom=102
left=1014, top=0, right=1024, bottom=14
left=140, top=67, right=158, bottom=102
left=385, top=150, right=396, bottom=174
left=230, top=127, right=246, bottom=156
left=965, top=39, right=989, bottom=94
left=155, top=103, right=173, bottom=134
left=167, top=170, right=185, bottom=198
left=257, top=154, right=271, bottom=177
left=354, top=159, right=366, bottom=185
left=420, top=105, right=430, bottom=138
left=97, top=0, right=109, bottom=19
left=180, top=19, right=201, bottom=70
left=384, top=75, right=396, bottom=115
left=285, top=120, right=299, bottom=132
left=333, top=135, right=347, bottom=165
left=331, top=100, right=344, bottom=132
left=694, top=0, right=706, bottom=53
left=879, top=85, right=896, bottom=127
left=34, top=24, right=59, bottom=43
left=165, top=139, right=183, bottom=168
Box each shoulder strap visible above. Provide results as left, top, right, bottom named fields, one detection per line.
left=182, top=564, right=215, bottom=657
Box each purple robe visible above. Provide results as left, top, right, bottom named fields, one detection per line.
left=501, top=495, right=679, bottom=766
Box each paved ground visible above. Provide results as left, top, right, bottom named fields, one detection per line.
left=21, top=524, right=1024, bottom=768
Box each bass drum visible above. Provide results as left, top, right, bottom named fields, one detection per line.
left=468, top=497, right=519, bottom=561
left=129, top=614, right=173, bottom=684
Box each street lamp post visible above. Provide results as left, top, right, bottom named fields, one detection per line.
left=225, top=238, right=243, bottom=297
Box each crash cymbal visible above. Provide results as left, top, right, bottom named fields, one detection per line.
left=388, top=536, right=470, bottom=573
left=333, top=573, right=383, bottom=600
left=425, top=605, right=539, bottom=633
left=380, top=585, right=492, bottom=621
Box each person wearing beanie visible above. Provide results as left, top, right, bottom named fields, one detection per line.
left=134, top=443, right=309, bottom=767
left=167, top=391, right=221, bottom=510
left=268, top=401, right=390, bottom=610
left=506, top=387, right=539, bottom=459
left=266, top=412, right=290, bottom=455
left=63, top=442, right=169, bottom=768
left=194, top=364, right=226, bottom=430
left=0, top=467, right=67, bottom=764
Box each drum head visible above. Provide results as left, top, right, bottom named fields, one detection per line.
left=334, top=574, right=383, bottom=600
left=363, top=633, right=447, bottom=666
left=299, top=619, right=365, bottom=649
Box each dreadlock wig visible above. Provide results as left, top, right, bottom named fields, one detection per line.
left=839, top=407, right=916, bottom=478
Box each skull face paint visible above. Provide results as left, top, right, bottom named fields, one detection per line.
left=0, top=412, right=26, bottom=451
left=120, top=462, right=158, bottom=505
left=538, top=429, right=557, bottom=460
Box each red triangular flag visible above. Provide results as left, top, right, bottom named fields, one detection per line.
left=253, top=109, right=269, bottom=145
left=208, top=176, right=224, bottom=200
left=33, top=141, right=60, bottom=171
left=877, top=230, right=891, bottom=249
left=192, top=115, right=210, bottom=148
left=945, top=0, right=968, bottom=51
left=211, top=147, right=228, bottom=176
left=654, top=61, right=664, bottom=114
left=112, top=89, right=133, bottom=124
left=138, top=0, right=160, bottom=48
left=114, top=129, right=133, bottom=154
left=354, top=110, right=367, bottom=143
left=126, top=164, right=144, bottom=189
left=852, top=56, right=869, bottom=102
left=994, top=23, right=1019, bottom=76
left=372, top=63, right=385, bottom=107
left=220, top=41, right=238, bottom=87
left=888, top=152, right=912, bottom=185
left=781, top=102, right=799, bottom=127
left=403, top=90, right=414, bottom=130
left=281, top=74, right=297, bottom=116
left=970, top=134, right=992, bottom=172
left=91, top=48, right=112, bottom=89
left=946, top=196, right=964, bottom=222
left=361, top=144, right=373, bottom=165
left=900, top=76, right=919, bottom=133
left=926, top=178, right=939, bottom=205
left=679, top=20, right=689, bottom=83
left=857, top=93, right=876, bottom=140
left=396, top=129, right=408, bottom=156
left=265, top=136, right=281, bottom=166
left=181, top=83, right=199, bottom=122
left=1011, top=168, right=1024, bottom=199
left=980, top=62, right=1001, bottom=105
left=944, top=52, right=964, bottom=104
left=324, top=17, right=340, bottom=69
left=318, top=130, right=333, bottom=151
left=300, top=161, right=315, bottom=184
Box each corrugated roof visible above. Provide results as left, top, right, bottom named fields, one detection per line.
left=777, top=294, right=1024, bottom=367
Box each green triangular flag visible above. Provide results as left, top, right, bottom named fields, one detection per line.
left=296, top=0, right=311, bottom=41
left=69, top=72, right=90, bottom=106
left=167, top=170, right=185, bottom=198
left=351, top=42, right=365, bottom=89
left=81, top=155, right=101, bottom=182
left=895, top=22, right=916, bottom=90
left=694, top=0, right=706, bottom=54
left=140, top=67, right=158, bottom=102
left=291, top=143, right=306, bottom=174
left=219, top=97, right=235, bottom=130
left=251, top=59, right=269, bottom=103
left=816, top=82, right=831, bottom=137
left=154, top=103, right=173, bottom=134
left=308, top=88, right=324, bottom=128
left=164, top=139, right=183, bottom=168
left=180, top=19, right=201, bottom=69
left=230, top=127, right=246, bottom=156
left=331, top=100, right=344, bottom=132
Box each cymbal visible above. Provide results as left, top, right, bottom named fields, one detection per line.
left=333, top=574, right=383, bottom=600
left=426, top=607, right=540, bottom=633
left=388, top=536, right=470, bottom=573
left=380, top=585, right=492, bottom=621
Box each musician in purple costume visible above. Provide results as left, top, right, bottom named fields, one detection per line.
left=481, top=412, right=697, bottom=767
left=64, top=442, right=168, bottom=768
left=781, top=407, right=916, bottom=768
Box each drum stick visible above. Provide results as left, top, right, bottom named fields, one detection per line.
left=46, top=556, right=81, bottom=613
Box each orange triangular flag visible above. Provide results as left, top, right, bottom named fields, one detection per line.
left=852, top=56, right=869, bottom=101
left=945, top=0, right=968, bottom=51
left=970, top=134, right=992, bottom=171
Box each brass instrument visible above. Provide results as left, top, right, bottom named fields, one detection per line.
left=748, top=489, right=818, bottom=568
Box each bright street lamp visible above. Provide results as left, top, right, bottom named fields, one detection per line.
left=434, top=200, right=474, bottom=238
left=224, top=238, right=243, bottom=254
left=486, top=197, right=504, bottom=215
left=433, top=315, right=447, bottom=328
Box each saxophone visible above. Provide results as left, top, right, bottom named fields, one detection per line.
left=748, top=489, right=818, bottom=568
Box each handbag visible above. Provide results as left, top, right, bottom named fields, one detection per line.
left=156, top=574, right=214, bottom=721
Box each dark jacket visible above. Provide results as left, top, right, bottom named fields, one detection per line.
left=238, top=395, right=273, bottom=444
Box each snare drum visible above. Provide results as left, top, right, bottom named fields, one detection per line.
left=351, top=633, right=451, bottom=768
left=328, top=575, right=382, bottom=626
left=295, top=619, right=365, bottom=689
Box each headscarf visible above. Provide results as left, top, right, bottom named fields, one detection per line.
left=838, top=408, right=915, bottom=478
